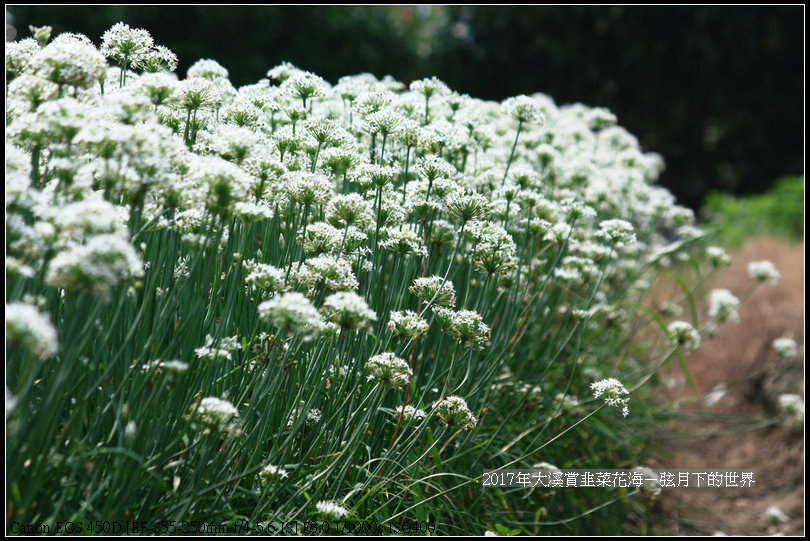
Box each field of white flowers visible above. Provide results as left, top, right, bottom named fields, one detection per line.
left=6, top=23, right=784, bottom=535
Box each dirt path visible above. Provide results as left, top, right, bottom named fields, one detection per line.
left=649, top=237, right=804, bottom=535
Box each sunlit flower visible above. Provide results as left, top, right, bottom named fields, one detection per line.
left=387, top=310, right=429, bottom=340
left=772, top=337, right=798, bottom=358
left=316, top=501, right=349, bottom=520
left=366, top=352, right=412, bottom=389
left=747, top=260, right=780, bottom=286
left=434, top=395, right=478, bottom=430
left=258, top=292, right=326, bottom=341
left=590, top=378, right=630, bottom=417
left=667, top=321, right=701, bottom=351
left=321, top=291, right=377, bottom=332
left=707, top=289, right=740, bottom=323
left=6, top=303, right=59, bottom=359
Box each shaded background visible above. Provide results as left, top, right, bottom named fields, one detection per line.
left=6, top=5, right=804, bottom=211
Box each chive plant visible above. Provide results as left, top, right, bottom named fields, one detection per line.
left=6, top=22, right=784, bottom=535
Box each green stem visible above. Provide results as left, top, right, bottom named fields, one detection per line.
left=501, top=120, right=523, bottom=187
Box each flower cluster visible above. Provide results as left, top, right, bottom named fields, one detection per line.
left=316, top=501, right=350, bottom=520
left=258, top=292, right=326, bottom=341
left=434, top=395, right=478, bottom=430
left=6, top=302, right=60, bottom=359
left=193, top=397, right=240, bottom=435
left=320, top=291, right=377, bottom=332
left=772, top=337, right=798, bottom=358
left=195, top=334, right=242, bottom=363
left=433, top=307, right=491, bottom=348
left=667, top=321, right=701, bottom=351
left=365, top=352, right=412, bottom=389
left=387, top=310, right=429, bottom=341
left=707, top=289, right=740, bottom=324
left=590, top=378, right=630, bottom=417
left=747, top=260, right=780, bottom=286
left=410, top=276, right=456, bottom=308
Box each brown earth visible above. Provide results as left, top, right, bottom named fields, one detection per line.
left=648, top=237, right=805, bottom=535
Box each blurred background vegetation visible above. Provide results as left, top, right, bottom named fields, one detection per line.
left=6, top=5, right=804, bottom=211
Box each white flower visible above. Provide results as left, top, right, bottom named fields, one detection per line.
left=194, top=397, right=239, bottom=432
left=778, top=394, right=804, bottom=419
left=245, top=263, right=286, bottom=294
left=443, top=309, right=491, bottom=349
left=293, top=255, right=359, bottom=292
left=434, top=395, right=478, bottom=430
left=708, top=289, right=740, bottom=323
left=380, top=228, right=428, bottom=257
left=590, top=378, right=630, bottom=417
left=597, top=219, right=636, bottom=246
left=410, top=275, right=456, bottom=307
left=387, top=310, right=429, bottom=340
left=259, top=292, right=326, bottom=341
left=258, top=464, right=289, bottom=483
left=501, top=95, right=544, bottom=124
left=32, top=39, right=108, bottom=89
left=401, top=405, right=427, bottom=423
left=45, top=234, right=144, bottom=303
left=281, top=71, right=326, bottom=105
left=6, top=386, right=19, bottom=420
left=287, top=403, right=321, bottom=428
left=187, top=58, right=229, bottom=80
left=366, top=353, right=412, bottom=389
left=284, top=171, right=335, bottom=206
left=533, top=461, right=560, bottom=471
left=6, top=302, right=59, bottom=359
left=100, top=22, right=154, bottom=66
left=446, top=190, right=490, bottom=223
left=321, top=291, right=377, bottom=332
left=316, top=500, right=349, bottom=520
left=765, top=505, right=789, bottom=525
left=195, top=335, right=242, bottom=363
left=705, top=246, right=731, bottom=267
left=667, top=321, right=701, bottom=351
left=772, top=337, right=798, bottom=358
left=747, top=260, right=780, bottom=286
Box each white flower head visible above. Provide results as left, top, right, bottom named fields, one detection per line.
left=316, top=500, right=349, bottom=520
left=772, top=337, right=798, bottom=358
left=590, top=378, right=630, bottom=417
left=388, top=310, right=429, bottom=341
left=366, top=352, right=412, bottom=389
left=293, top=255, right=359, bottom=292
left=6, top=302, right=59, bottom=359
left=45, top=234, right=144, bottom=303
left=410, top=275, right=456, bottom=308
left=287, top=402, right=322, bottom=428
left=766, top=505, right=789, bottom=525
left=597, top=219, right=636, bottom=246
left=193, top=397, right=240, bottom=435
left=667, top=321, right=701, bottom=351
left=778, top=394, right=804, bottom=420
left=747, top=260, right=780, bottom=286
left=321, top=291, right=377, bottom=332
left=100, top=22, right=154, bottom=66
left=195, top=334, right=242, bottom=363
left=259, top=292, right=326, bottom=341
left=501, top=95, right=544, bottom=124
left=705, top=246, right=731, bottom=267
left=401, top=405, right=427, bottom=423
left=258, top=464, right=289, bottom=484
left=434, top=395, right=478, bottom=430
left=708, top=289, right=740, bottom=323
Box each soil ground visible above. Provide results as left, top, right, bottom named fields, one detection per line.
left=648, top=237, right=805, bottom=536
